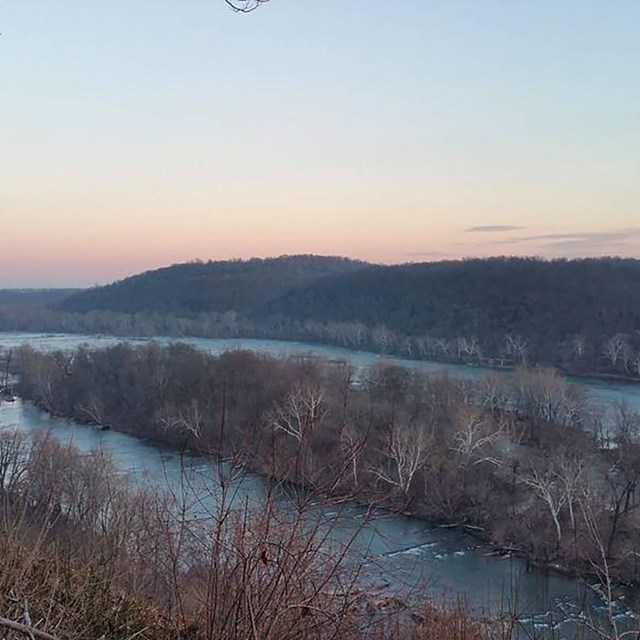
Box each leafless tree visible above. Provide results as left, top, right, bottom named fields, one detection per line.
left=371, top=324, right=395, bottom=354
left=457, top=336, right=479, bottom=360
left=573, top=334, right=586, bottom=359
left=156, top=399, right=207, bottom=438
left=326, top=321, right=368, bottom=349
left=414, top=335, right=433, bottom=358
left=78, top=392, right=108, bottom=427
left=505, top=334, right=527, bottom=364
left=372, top=424, right=431, bottom=494
left=576, top=489, right=632, bottom=640
left=521, top=461, right=567, bottom=545
left=270, top=382, right=326, bottom=443
left=476, top=373, right=510, bottom=416
left=630, top=350, right=640, bottom=378
left=451, top=407, right=506, bottom=466
left=555, top=452, right=587, bottom=534
left=399, top=336, right=414, bottom=357
left=433, top=337, right=451, bottom=358
left=340, top=423, right=367, bottom=487
left=603, top=334, right=630, bottom=370
left=514, top=367, right=584, bottom=427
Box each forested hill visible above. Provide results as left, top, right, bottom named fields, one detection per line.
left=263, top=257, right=640, bottom=363
left=14, top=255, right=640, bottom=375
left=55, top=255, right=368, bottom=314
left=0, top=289, right=80, bottom=308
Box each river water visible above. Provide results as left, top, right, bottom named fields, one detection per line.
left=1, top=332, right=639, bottom=638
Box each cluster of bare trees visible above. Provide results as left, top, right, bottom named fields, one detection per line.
left=3, top=299, right=640, bottom=379
left=602, top=333, right=640, bottom=377
left=0, top=427, right=510, bottom=639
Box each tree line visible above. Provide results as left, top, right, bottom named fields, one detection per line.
left=2, top=303, right=640, bottom=381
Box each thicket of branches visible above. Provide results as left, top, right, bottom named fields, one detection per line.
left=0, top=428, right=505, bottom=639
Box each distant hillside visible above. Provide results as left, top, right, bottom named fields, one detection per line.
left=55, top=255, right=368, bottom=314
left=263, top=257, right=640, bottom=363
left=12, top=255, right=640, bottom=376
left=0, top=289, right=80, bottom=308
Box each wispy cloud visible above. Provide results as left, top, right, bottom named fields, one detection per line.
left=466, top=225, right=524, bottom=233
left=488, top=228, right=640, bottom=256
left=491, top=227, right=640, bottom=244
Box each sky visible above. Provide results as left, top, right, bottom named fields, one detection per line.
left=1, top=0, right=639, bottom=286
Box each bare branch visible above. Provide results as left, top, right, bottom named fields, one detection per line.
left=0, top=618, right=59, bottom=640
left=224, top=0, right=270, bottom=13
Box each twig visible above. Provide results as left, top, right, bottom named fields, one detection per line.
left=0, top=617, right=59, bottom=640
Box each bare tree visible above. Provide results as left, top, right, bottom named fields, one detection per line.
left=514, top=367, right=584, bottom=427
left=270, top=382, right=326, bottom=443
left=451, top=407, right=506, bottom=466
left=630, top=350, right=640, bottom=378
left=78, top=392, right=108, bottom=427
left=414, top=335, right=433, bottom=359
left=577, top=490, right=630, bottom=640
left=457, top=336, right=480, bottom=360
left=602, top=405, right=640, bottom=560
left=573, top=334, right=586, bottom=359
left=476, top=373, right=510, bottom=416
left=433, top=337, right=451, bottom=358
left=340, top=423, right=367, bottom=487
left=603, top=334, right=630, bottom=371
left=521, top=461, right=567, bottom=545
left=505, top=334, right=527, bottom=364
left=371, top=324, right=395, bottom=354
left=555, top=452, right=587, bottom=535
left=156, top=399, right=207, bottom=439
left=372, top=424, right=431, bottom=494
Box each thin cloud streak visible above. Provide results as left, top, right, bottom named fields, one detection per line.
left=465, top=225, right=525, bottom=233
left=490, top=227, right=640, bottom=244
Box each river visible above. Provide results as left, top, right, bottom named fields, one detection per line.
left=1, top=331, right=639, bottom=638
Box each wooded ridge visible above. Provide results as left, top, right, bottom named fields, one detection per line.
left=2, top=255, right=640, bottom=378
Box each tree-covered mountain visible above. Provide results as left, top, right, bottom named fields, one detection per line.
left=0, top=289, right=80, bottom=308
left=55, top=255, right=368, bottom=314
left=263, top=257, right=640, bottom=361
left=5, top=256, right=640, bottom=376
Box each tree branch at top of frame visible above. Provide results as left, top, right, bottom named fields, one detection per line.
left=224, top=0, right=270, bottom=13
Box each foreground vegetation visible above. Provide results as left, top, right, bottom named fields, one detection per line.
left=0, top=428, right=505, bottom=639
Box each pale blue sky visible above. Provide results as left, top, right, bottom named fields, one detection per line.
left=1, top=1, right=639, bottom=285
